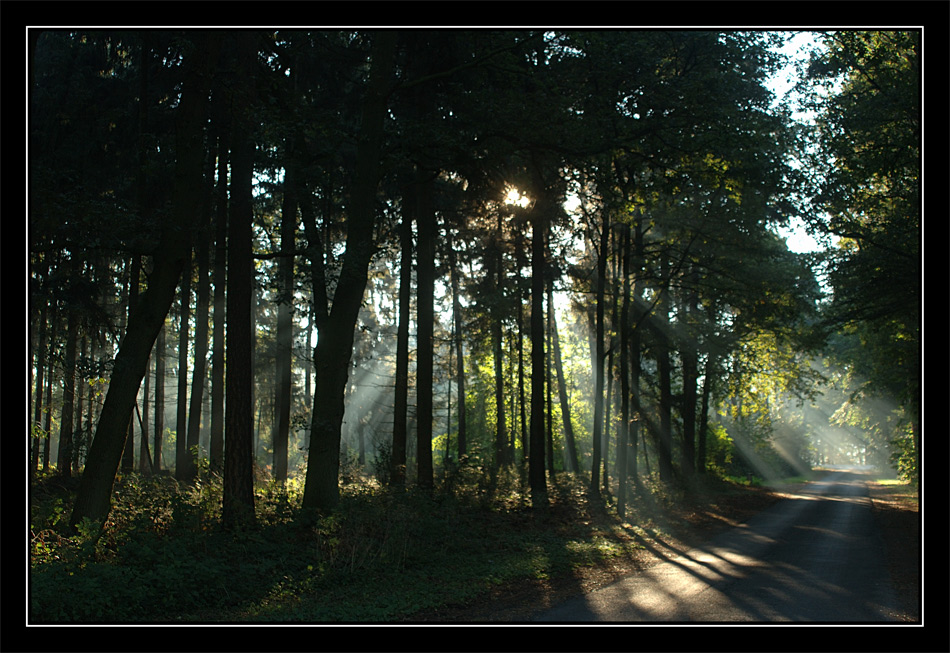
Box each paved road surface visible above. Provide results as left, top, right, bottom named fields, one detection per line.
left=535, top=470, right=902, bottom=622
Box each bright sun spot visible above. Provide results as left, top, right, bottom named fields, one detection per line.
left=504, top=186, right=532, bottom=209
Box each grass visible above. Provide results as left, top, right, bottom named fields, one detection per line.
left=29, top=466, right=660, bottom=624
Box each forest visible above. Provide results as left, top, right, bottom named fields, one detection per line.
left=27, top=28, right=921, bottom=624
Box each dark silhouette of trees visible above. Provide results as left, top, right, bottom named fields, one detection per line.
left=26, top=28, right=918, bottom=537
left=68, top=31, right=219, bottom=528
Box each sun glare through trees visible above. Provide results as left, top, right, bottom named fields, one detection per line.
left=27, top=25, right=924, bottom=627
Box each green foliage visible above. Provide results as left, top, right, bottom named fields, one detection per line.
left=889, top=429, right=918, bottom=484
left=30, top=469, right=659, bottom=623
left=799, top=31, right=920, bottom=435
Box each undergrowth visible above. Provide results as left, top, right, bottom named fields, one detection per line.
left=28, top=465, right=744, bottom=623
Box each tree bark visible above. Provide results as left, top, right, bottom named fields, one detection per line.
left=209, top=127, right=229, bottom=473
left=222, top=69, right=257, bottom=528
left=528, top=192, right=548, bottom=501
left=272, top=156, right=297, bottom=483
left=604, top=227, right=618, bottom=494
left=390, top=203, right=412, bottom=485
left=123, top=256, right=142, bottom=472
left=545, top=277, right=555, bottom=477
left=139, top=348, right=151, bottom=474
left=153, top=322, right=166, bottom=472
left=32, top=295, right=48, bottom=475
left=656, top=255, right=673, bottom=484
left=57, top=307, right=78, bottom=477
left=448, top=229, right=467, bottom=458
left=301, top=31, right=397, bottom=516
left=43, top=309, right=57, bottom=473
left=697, top=352, right=716, bottom=474
left=680, top=276, right=699, bottom=478
left=617, top=224, right=631, bottom=518
left=628, top=217, right=644, bottom=483
left=175, top=253, right=192, bottom=481
left=69, top=32, right=215, bottom=529
left=488, top=211, right=509, bottom=472
left=589, top=215, right=609, bottom=498
left=185, top=235, right=211, bottom=481
left=550, top=289, right=580, bottom=474
left=415, top=170, right=435, bottom=491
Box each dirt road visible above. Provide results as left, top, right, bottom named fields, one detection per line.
left=535, top=470, right=904, bottom=622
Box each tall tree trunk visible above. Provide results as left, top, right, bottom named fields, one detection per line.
left=589, top=215, right=609, bottom=498
left=175, top=254, right=192, bottom=481
left=390, top=202, right=412, bottom=486
left=301, top=31, right=397, bottom=516
left=153, top=322, right=166, bottom=472
left=487, top=210, right=508, bottom=471
left=186, top=234, right=211, bottom=481
left=697, top=352, right=716, bottom=475
left=223, top=72, right=257, bottom=529
left=43, top=308, right=58, bottom=473
left=489, top=216, right=508, bottom=472
left=545, top=278, right=555, bottom=478
left=629, top=219, right=643, bottom=483
left=680, top=277, right=699, bottom=478
left=273, top=157, right=297, bottom=483
left=415, top=171, right=435, bottom=491
left=448, top=230, right=466, bottom=458
left=656, top=255, right=673, bottom=484
left=528, top=191, right=548, bottom=501
left=135, top=34, right=152, bottom=476
left=604, top=228, right=619, bottom=494
left=69, top=32, right=216, bottom=528
left=490, top=288, right=507, bottom=470
left=518, top=299, right=528, bottom=468
left=617, top=224, right=631, bottom=519
left=514, top=232, right=528, bottom=469
left=74, top=333, right=88, bottom=472
left=139, top=347, right=151, bottom=474
left=32, top=298, right=48, bottom=475
left=124, top=256, right=141, bottom=472
left=57, top=308, right=78, bottom=477
left=550, top=291, right=580, bottom=474
left=209, top=126, right=229, bottom=473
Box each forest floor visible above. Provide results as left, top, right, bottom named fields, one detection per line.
left=409, top=470, right=921, bottom=623
left=29, top=468, right=919, bottom=626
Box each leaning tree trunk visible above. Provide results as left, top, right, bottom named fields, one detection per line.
left=69, top=33, right=215, bottom=529
left=550, top=291, right=580, bottom=474
left=301, top=31, right=397, bottom=517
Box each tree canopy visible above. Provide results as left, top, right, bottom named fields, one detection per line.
left=27, top=28, right=922, bottom=532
